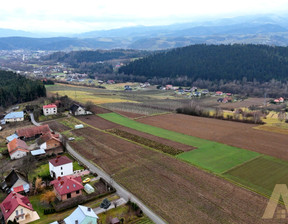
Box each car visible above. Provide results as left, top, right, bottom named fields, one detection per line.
left=68, top=137, right=75, bottom=141
left=82, top=178, right=91, bottom=183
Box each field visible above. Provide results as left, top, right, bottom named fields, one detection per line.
left=99, top=113, right=260, bottom=173
left=223, top=156, right=288, bottom=197
left=68, top=126, right=270, bottom=224
left=136, top=113, right=288, bottom=161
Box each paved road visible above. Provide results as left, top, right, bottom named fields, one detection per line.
left=29, top=113, right=167, bottom=224
left=66, top=143, right=167, bottom=224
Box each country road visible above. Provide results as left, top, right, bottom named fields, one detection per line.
left=29, top=113, right=167, bottom=224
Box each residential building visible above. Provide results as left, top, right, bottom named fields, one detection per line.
left=49, top=156, right=73, bottom=178
left=0, top=192, right=39, bottom=224
left=39, top=132, right=62, bottom=151
left=1, top=170, right=30, bottom=194
left=4, top=111, right=24, bottom=123
left=51, top=176, right=84, bottom=201
left=43, top=104, right=57, bottom=116
left=16, top=124, right=50, bottom=141
left=70, top=104, right=89, bottom=116
left=7, top=138, right=29, bottom=160
left=64, top=205, right=98, bottom=224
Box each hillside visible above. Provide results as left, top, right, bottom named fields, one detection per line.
left=0, top=70, right=46, bottom=107
left=119, top=44, right=288, bottom=82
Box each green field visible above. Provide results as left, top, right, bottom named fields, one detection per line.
left=223, top=156, right=288, bottom=196
left=99, top=113, right=259, bottom=173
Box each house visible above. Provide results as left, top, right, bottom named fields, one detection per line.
left=0, top=192, right=39, bottom=224
left=30, top=148, right=46, bottom=157
left=1, top=170, right=30, bottom=194
left=4, top=111, right=24, bottom=123
left=51, top=176, right=84, bottom=201
left=124, top=85, right=132, bottom=91
left=215, top=91, right=223, bottom=96
left=201, top=89, right=209, bottom=95
left=106, top=80, right=115, bottom=84
left=70, top=104, right=90, bottom=116
left=49, top=156, right=73, bottom=179
left=7, top=139, right=29, bottom=160
left=165, top=85, right=173, bottom=90
left=64, top=205, right=98, bottom=224
left=16, top=124, right=50, bottom=141
left=38, top=132, right=62, bottom=152
left=43, top=104, right=57, bottom=116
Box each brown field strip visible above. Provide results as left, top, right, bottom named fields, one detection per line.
left=137, top=113, right=288, bottom=161
left=70, top=127, right=272, bottom=224
left=77, top=115, right=121, bottom=130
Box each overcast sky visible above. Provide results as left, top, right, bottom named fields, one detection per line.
left=0, top=0, right=287, bottom=33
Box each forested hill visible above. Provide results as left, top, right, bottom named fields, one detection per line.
left=118, top=44, right=288, bottom=82
left=0, top=70, right=46, bottom=107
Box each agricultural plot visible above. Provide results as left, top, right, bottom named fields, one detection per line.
left=223, top=156, right=288, bottom=197
left=99, top=113, right=259, bottom=173
left=68, top=126, right=270, bottom=224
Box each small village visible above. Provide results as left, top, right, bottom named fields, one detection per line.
left=0, top=101, right=146, bottom=224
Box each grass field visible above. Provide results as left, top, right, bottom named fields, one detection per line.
left=99, top=113, right=259, bottom=173
left=223, top=156, right=288, bottom=197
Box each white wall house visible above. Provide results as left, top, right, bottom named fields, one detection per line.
left=4, top=111, right=24, bottom=123
left=49, top=156, right=73, bottom=178
left=43, top=104, right=57, bottom=116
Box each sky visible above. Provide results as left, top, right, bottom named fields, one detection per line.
left=0, top=0, right=287, bottom=33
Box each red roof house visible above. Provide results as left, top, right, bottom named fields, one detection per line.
left=39, top=132, right=62, bottom=151
left=51, top=176, right=84, bottom=201
left=0, top=192, right=39, bottom=223
left=7, top=139, right=29, bottom=160
left=16, top=124, right=50, bottom=140
left=43, top=104, right=57, bottom=116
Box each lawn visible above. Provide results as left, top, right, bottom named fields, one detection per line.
left=223, top=155, right=288, bottom=197
left=99, top=113, right=260, bottom=173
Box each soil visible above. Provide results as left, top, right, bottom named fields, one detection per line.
left=114, top=110, right=144, bottom=119
left=42, top=121, right=70, bottom=132
left=90, top=105, right=112, bottom=114
left=70, top=126, right=274, bottom=224
left=137, top=113, right=288, bottom=161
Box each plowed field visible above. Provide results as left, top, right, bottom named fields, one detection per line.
left=137, top=113, right=288, bottom=161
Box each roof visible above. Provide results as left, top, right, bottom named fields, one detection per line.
left=111, top=217, right=120, bottom=224
left=38, top=132, right=60, bottom=145
left=49, top=156, right=72, bottom=167
left=6, top=134, right=18, bottom=142
left=64, top=205, right=98, bottom=224
left=70, top=104, right=85, bottom=113
left=12, top=185, right=24, bottom=193
left=43, top=104, right=57, bottom=109
left=3, top=170, right=28, bottom=190
left=51, top=176, right=83, bottom=196
left=0, top=192, right=34, bottom=221
left=31, top=148, right=46, bottom=156
left=16, top=124, right=50, bottom=138
left=4, top=111, right=24, bottom=120
left=7, top=138, right=29, bottom=155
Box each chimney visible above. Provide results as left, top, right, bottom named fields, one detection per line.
left=60, top=181, right=64, bottom=185
left=58, top=176, right=61, bottom=181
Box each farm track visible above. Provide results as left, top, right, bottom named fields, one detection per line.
left=68, top=123, right=273, bottom=223
left=137, top=113, right=288, bottom=161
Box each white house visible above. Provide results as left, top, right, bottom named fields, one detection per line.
left=43, top=104, right=57, bottom=116
left=7, top=138, right=29, bottom=160
left=49, top=156, right=73, bottom=178
left=4, top=111, right=24, bottom=123
left=70, top=104, right=92, bottom=116
left=64, top=205, right=98, bottom=224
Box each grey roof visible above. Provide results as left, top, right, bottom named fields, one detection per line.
left=31, top=148, right=46, bottom=156
left=4, top=111, right=24, bottom=119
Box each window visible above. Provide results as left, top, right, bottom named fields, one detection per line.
left=67, top=193, right=71, bottom=199
left=16, top=210, right=18, bottom=216
left=21, top=208, right=23, bottom=214
left=61, top=172, right=63, bottom=175
left=61, top=167, right=63, bottom=170
left=76, top=190, right=79, bottom=194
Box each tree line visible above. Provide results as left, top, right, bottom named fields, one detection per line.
left=0, top=70, right=46, bottom=107
left=119, top=44, right=288, bottom=82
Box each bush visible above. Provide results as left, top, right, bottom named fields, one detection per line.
left=44, top=208, right=56, bottom=215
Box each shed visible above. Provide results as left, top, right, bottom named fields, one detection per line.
left=6, top=134, right=18, bottom=142
left=31, top=148, right=46, bottom=156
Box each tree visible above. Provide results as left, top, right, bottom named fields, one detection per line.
left=21, top=154, right=36, bottom=178
left=85, top=101, right=94, bottom=111
left=34, top=177, right=44, bottom=194
left=41, top=191, right=56, bottom=204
